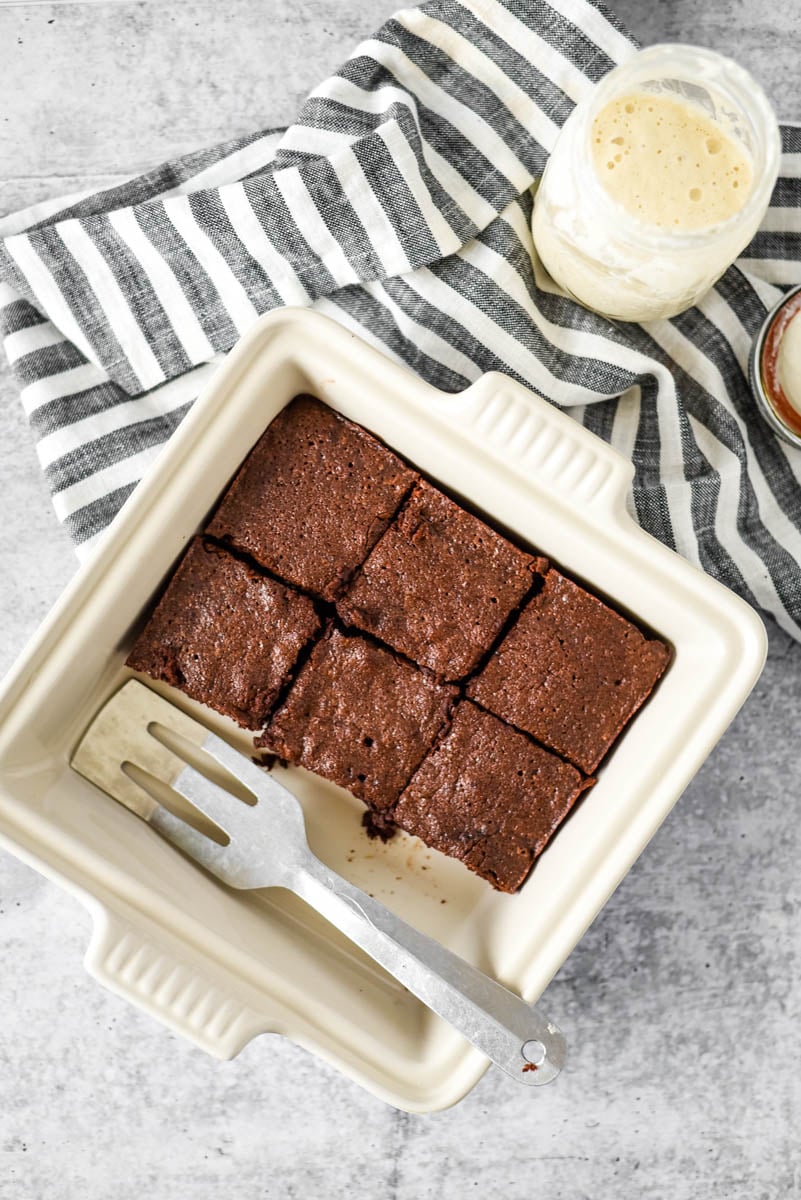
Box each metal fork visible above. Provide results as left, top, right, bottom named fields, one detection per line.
left=71, top=680, right=567, bottom=1086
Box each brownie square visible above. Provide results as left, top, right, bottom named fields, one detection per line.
left=394, top=702, right=592, bottom=893
left=338, top=480, right=541, bottom=680
left=468, top=570, right=670, bottom=773
left=206, top=395, right=416, bottom=599
left=126, top=538, right=321, bottom=729
left=258, top=625, right=455, bottom=811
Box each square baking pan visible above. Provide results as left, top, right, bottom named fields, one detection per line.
left=0, top=308, right=766, bottom=1112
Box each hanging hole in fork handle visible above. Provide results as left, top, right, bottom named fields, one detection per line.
left=522, top=1038, right=547, bottom=1067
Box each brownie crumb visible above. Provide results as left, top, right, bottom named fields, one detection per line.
left=362, top=809, right=397, bottom=842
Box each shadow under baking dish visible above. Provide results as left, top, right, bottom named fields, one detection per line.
left=0, top=309, right=766, bottom=1111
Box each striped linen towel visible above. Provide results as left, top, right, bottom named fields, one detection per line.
left=2, top=0, right=801, bottom=637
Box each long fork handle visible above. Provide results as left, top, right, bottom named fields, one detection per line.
left=289, top=851, right=566, bottom=1086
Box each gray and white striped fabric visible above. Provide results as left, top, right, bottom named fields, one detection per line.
left=2, top=0, right=801, bottom=637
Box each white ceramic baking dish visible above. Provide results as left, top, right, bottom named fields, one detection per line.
left=0, top=308, right=766, bottom=1112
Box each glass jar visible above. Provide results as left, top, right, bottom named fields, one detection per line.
left=531, top=44, right=781, bottom=322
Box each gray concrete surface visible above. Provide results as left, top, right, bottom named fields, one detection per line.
left=1, top=2, right=799, bottom=1198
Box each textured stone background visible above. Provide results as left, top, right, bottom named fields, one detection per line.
left=1, top=2, right=799, bottom=1197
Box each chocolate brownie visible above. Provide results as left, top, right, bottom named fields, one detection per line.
left=258, top=625, right=455, bottom=811
left=394, top=701, right=592, bottom=893
left=338, top=480, right=541, bottom=680
left=206, top=395, right=416, bottom=599
left=468, top=570, right=670, bottom=773
left=126, top=538, right=321, bottom=729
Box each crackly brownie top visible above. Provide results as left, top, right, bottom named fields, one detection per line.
left=468, top=570, right=670, bottom=774
left=258, top=626, right=455, bottom=811
left=394, top=701, right=592, bottom=893
left=338, top=480, right=542, bottom=680
left=206, top=395, right=416, bottom=599
left=126, top=538, right=321, bottom=729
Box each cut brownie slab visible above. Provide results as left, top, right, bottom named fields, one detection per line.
left=394, top=701, right=592, bottom=893
left=206, top=395, right=416, bottom=599
left=467, top=570, right=670, bottom=774
left=338, top=480, right=541, bottom=680
left=126, top=538, right=321, bottom=729
left=258, top=625, right=456, bottom=811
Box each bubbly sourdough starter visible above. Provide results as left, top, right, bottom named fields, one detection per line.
left=591, top=93, right=752, bottom=231
left=532, top=90, right=760, bottom=320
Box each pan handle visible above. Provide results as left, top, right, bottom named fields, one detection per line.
left=449, top=370, right=635, bottom=519
left=84, top=902, right=266, bottom=1059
